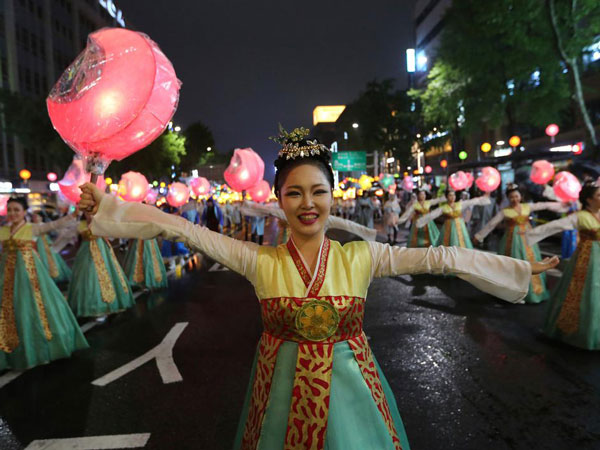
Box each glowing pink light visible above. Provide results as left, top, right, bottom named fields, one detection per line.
left=530, top=160, right=555, bottom=185
left=224, top=148, right=264, bottom=192
left=166, top=182, right=190, bottom=207
left=553, top=171, right=581, bottom=202
left=475, top=167, right=501, bottom=192
left=248, top=180, right=270, bottom=202
left=118, top=171, right=149, bottom=203
left=448, top=171, right=469, bottom=191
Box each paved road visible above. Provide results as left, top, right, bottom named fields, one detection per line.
left=1, top=225, right=599, bottom=449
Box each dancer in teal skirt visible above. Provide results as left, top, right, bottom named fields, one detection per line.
left=67, top=215, right=135, bottom=318
left=398, top=189, right=443, bottom=247
left=0, top=197, right=88, bottom=370
left=122, top=238, right=168, bottom=290
left=31, top=211, right=74, bottom=283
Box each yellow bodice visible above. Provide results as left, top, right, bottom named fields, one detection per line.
left=413, top=200, right=431, bottom=215
left=441, top=202, right=462, bottom=219
left=578, top=210, right=600, bottom=241
left=0, top=223, right=34, bottom=241
left=503, top=204, right=531, bottom=226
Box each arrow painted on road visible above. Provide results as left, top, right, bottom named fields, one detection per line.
left=92, top=322, right=188, bottom=386
left=209, top=262, right=230, bottom=272
left=25, top=433, right=151, bottom=449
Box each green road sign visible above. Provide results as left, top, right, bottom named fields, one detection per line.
left=332, top=151, right=367, bottom=171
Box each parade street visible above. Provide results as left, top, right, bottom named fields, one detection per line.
left=0, top=228, right=599, bottom=450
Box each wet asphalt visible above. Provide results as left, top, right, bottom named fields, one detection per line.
left=0, top=225, right=599, bottom=450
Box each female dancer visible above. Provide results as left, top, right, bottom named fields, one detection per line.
left=31, top=210, right=74, bottom=283
left=80, top=129, right=556, bottom=449
left=398, top=189, right=444, bottom=247
left=67, top=214, right=135, bottom=318
left=383, top=194, right=401, bottom=244
left=122, top=237, right=168, bottom=290
left=417, top=189, right=490, bottom=248
left=0, top=197, right=88, bottom=370
left=473, top=184, right=567, bottom=303
left=526, top=183, right=600, bottom=349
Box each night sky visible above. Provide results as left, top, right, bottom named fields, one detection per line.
left=123, top=0, right=416, bottom=181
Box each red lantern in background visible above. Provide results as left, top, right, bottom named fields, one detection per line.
left=118, top=171, right=149, bottom=202
left=47, top=172, right=58, bottom=182
left=553, top=171, right=581, bottom=202
left=224, top=148, right=264, bottom=192
left=0, top=195, right=9, bottom=216
left=475, top=167, right=501, bottom=192
left=440, top=159, right=448, bottom=168
left=530, top=160, right=555, bottom=185
left=448, top=171, right=469, bottom=191
left=190, top=177, right=211, bottom=196
left=248, top=180, right=270, bottom=202
left=545, top=124, right=559, bottom=143
left=145, top=189, right=158, bottom=205
left=166, top=182, right=190, bottom=207
left=47, top=28, right=180, bottom=179
left=58, top=157, right=106, bottom=204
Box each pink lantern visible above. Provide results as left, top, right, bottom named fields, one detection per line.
left=448, top=171, right=469, bottom=191
left=553, top=171, right=581, bottom=202
left=248, top=180, right=270, bottom=202
left=58, top=157, right=106, bottom=204
left=224, top=148, right=264, bottom=192
left=189, top=177, right=211, bottom=196
left=402, top=176, right=414, bottom=191
left=145, top=189, right=158, bottom=205
left=530, top=160, right=555, bottom=185
left=47, top=28, right=180, bottom=178
left=465, top=172, right=474, bottom=189
left=475, top=166, right=501, bottom=192
left=47, top=172, right=58, bottom=182
left=166, top=182, right=190, bottom=207
left=424, top=165, right=432, bottom=174
left=118, top=171, right=149, bottom=203
left=0, top=195, right=9, bottom=216
left=545, top=124, right=559, bottom=144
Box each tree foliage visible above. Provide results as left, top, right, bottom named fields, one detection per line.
left=180, top=121, right=216, bottom=172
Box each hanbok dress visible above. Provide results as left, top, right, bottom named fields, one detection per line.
left=398, top=197, right=444, bottom=248
left=417, top=197, right=491, bottom=248
left=122, top=238, right=168, bottom=290
left=383, top=199, right=401, bottom=239
left=526, top=210, right=600, bottom=349
left=0, top=221, right=88, bottom=370
left=90, top=194, right=532, bottom=449
left=67, top=221, right=135, bottom=317
left=36, top=233, right=72, bottom=283
left=474, top=202, right=567, bottom=304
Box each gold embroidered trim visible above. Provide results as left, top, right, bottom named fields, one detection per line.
left=149, top=239, right=163, bottom=282
left=90, top=239, right=116, bottom=304
left=308, top=238, right=330, bottom=297
left=133, top=239, right=145, bottom=284
left=0, top=246, right=19, bottom=352
left=106, top=240, right=129, bottom=294
left=40, top=236, right=59, bottom=279
left=505, top=221, right=543, bottom=295
left=295, top=299, right=340, bottom=341
left=22, top=247, right=53, bottom=343
left=287, top=239, right=312, bottom=287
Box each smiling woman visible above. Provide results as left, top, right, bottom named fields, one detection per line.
left=79, top=127, right=558, bottom=450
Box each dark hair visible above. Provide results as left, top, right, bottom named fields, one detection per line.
left=505, top=183, right=520, bottom=196
left=273, top=140, right=335, bottom=197
left=579, top=182, right=599, bottom=208
left=7, top=196, right=28, bottom=211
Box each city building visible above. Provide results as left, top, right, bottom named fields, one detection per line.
left=0, top=0, right=128, bottom=183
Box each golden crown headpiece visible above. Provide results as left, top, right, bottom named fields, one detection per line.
left=271, top=125, right=329, bottom=160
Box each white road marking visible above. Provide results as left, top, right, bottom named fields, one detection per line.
left=92, top=322, right=188, bottom=386
left=25, top=433, right=151, bottom=449
left=0, top=370, right=25, bottom=389
left=209, top=262, right=229, bottom=272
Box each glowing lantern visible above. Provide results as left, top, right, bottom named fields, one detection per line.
left=530, top=160, right=555, bottom=185
left=248, top=180, right=270, bottom=202
left=545, top=124, right=559, bottom=143
left=465, top=172, right=474, bottom=189
left=553, top=171, right=581, bottom=202
left=359, top=174, right=373, bottom=190
left=118, top=171, right=149, bottom=202
left=440, top=159, right=448, bottom=168
left=509, top=136, right=521, bottom=147
left=19, top=169, right=31, bottom=180
left=375, top=189, right=384, bottom=197
left=448, top=171, right=469, bottom=191
left=47, top=28, right=180, bottom=181
left=475, top=166, right=501, bottom=192
left=572, top=142, right=584, bottom=155
left=47, top=172, right=58, bottom=182
left=380, top=174, right=394, bottom=188
left=458, top=151, right=468, bottom=160
left=145, top=189, right=158, bottom=205
left=190, top=177, right=211, bottom=196
left=105, top=177, right=113, bottom=185
left=425, top=165, right=432, bottom=174
left=480, top=142, right=492, bottom=153
left=389, top=183, right=397, bottom=195
left=224, top=148, right=264, bottom=192
left=402, top=176, right=414, bottom=191
left=166, top=182, right=190, bottom=207
left=0, top=195, right=9, bottom=216
left=58, top=157, right=106, bottom=204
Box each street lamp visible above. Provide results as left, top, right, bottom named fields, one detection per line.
left=174, top=126, right=181, bottom=132
left=207, top=147, right=212, bottom=152
left=352, top=123, right=359, bottom=129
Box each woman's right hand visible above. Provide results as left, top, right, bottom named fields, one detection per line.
left=79, top=182, right=105, bottom=215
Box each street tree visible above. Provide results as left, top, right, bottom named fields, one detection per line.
left=181, top=121, right=216, bottom=172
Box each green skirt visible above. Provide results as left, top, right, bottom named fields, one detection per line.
left=435, top=218, right=473, bottom=249
left=36, top=235, right=72, bottom=283
left=0, top=248, right=88, bottom=370
left=407, top=221, right=439, bottom=248
left=123, top=238, right=168, bottom=290
left=498, top=227, right=549, bottom=304
left=67, top=238, right=135, bottom=318
left=233, top=339, right=410, bottom=449
left=544, top=240, right=600, bottom=350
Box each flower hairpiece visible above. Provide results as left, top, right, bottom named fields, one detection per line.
left=270, top=124, right=329, bottom=160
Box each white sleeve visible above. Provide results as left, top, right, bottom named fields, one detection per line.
left=326, top=215, right=377, bottom=241
left=416, top=207, right=442, bottom=228
left=529, top=201, right=569, bottom=213
left=368, top=242, right=531, bottom=303
left=90, top=194, right=259, bottom=285
left=32, top=215, right=77, bottom=236
left=474, top=211, right=505, bottom=242
left=525, top=214, right=578, bottom=246
left=398, top=204, right=415, bottom=224
left=543, top=184, right=559, bottom=201
left=461, top=195, right=492, bottom=208
left=430, top=196, right=446, bottom=206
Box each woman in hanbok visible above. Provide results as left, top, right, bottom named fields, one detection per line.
left=31, top=211, right=74, bottom=283
left=417, top=189, right=491, bottom=248
left=398, top=190, right=444, bottom=247
left=122, top=237, right=168, bottom=291
left=0, top=197, right=88, bottom=370
left=383, top=194, right=401, bottom=244
left=80, top=128, right=556, bottom=449
left=356, top=192, right=375, bottom=228
left=67, top=214, right=135, bottom=318
left=473, top=184, right=567, bottom=304
left=526, top=183, right=600, bottom=349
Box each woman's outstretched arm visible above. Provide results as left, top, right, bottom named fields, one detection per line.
left=525, top=214, right=578, bottom=247
left=31, top=212, right=77, bottom=236
left=415, top=207, right=442, bottom=228
left=473, top=211, right=505, bottom=242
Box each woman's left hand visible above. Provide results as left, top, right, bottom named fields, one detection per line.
left=531, top=256, right=560, bottom=274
